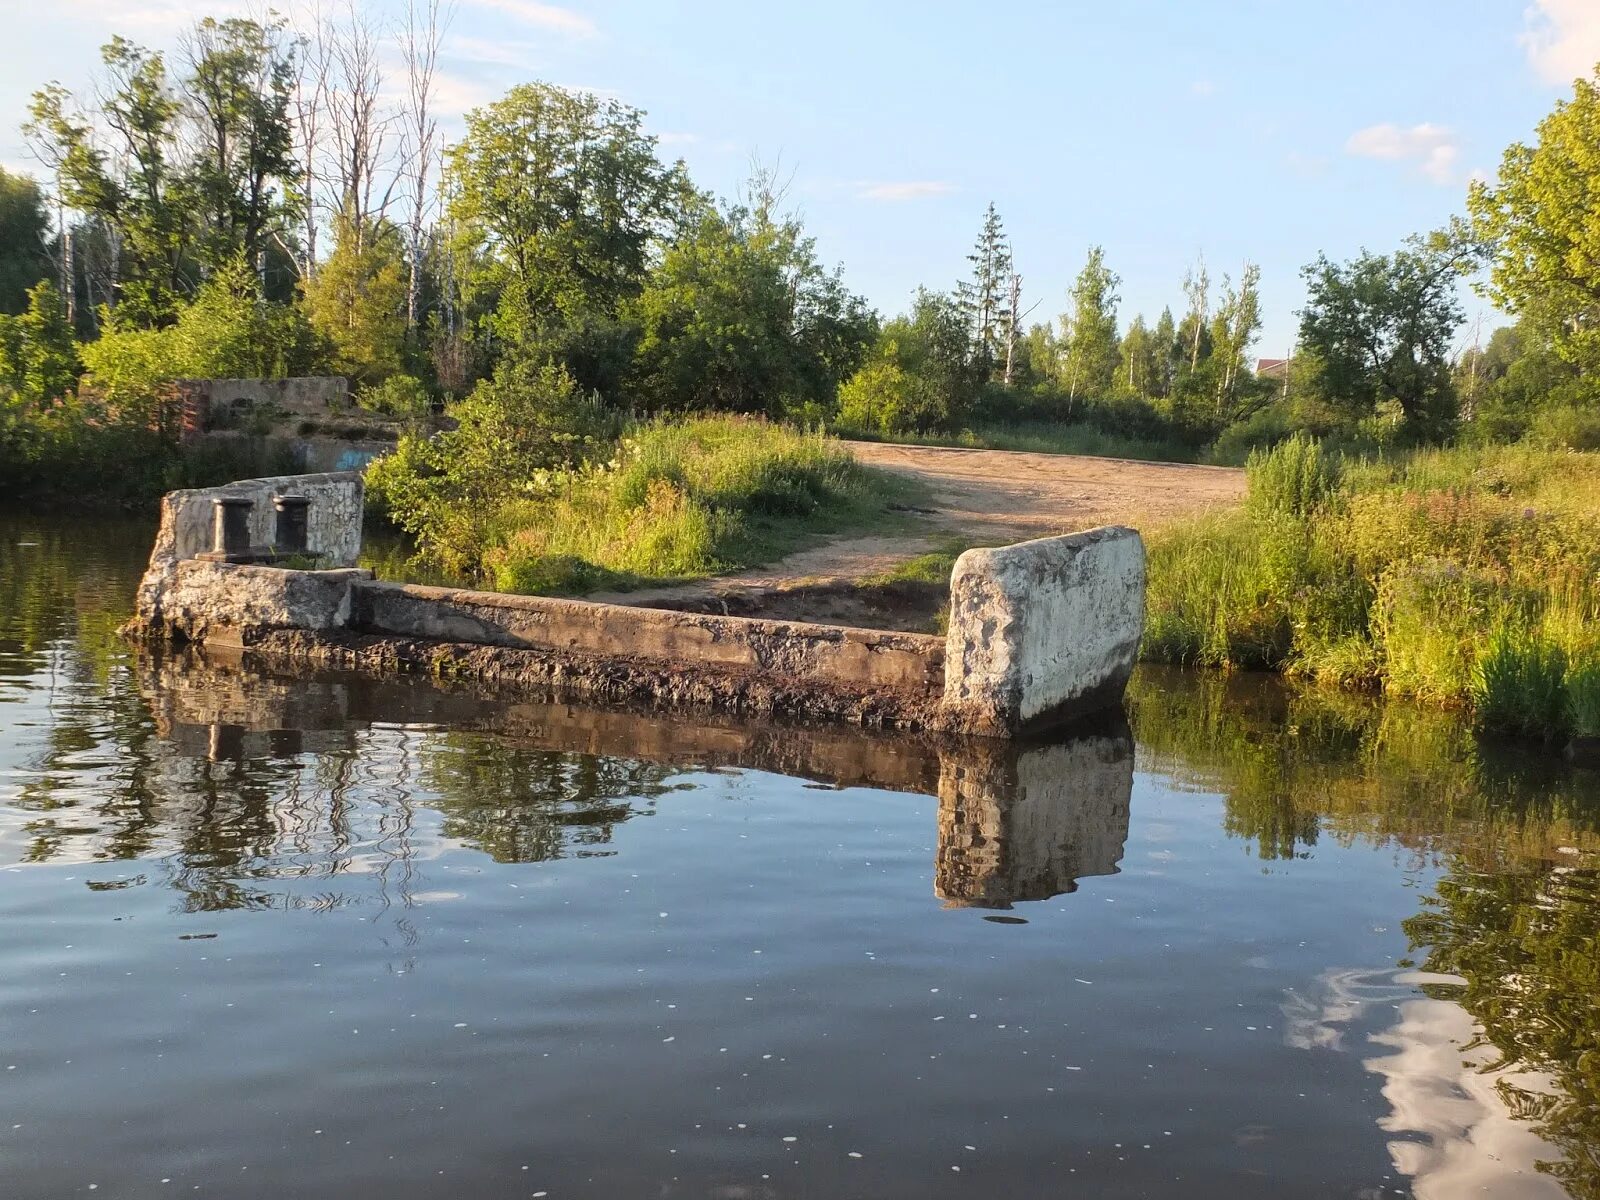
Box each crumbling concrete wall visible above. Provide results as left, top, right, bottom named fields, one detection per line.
left=177, top=377, right=350, bottom=429
left=942, top=526, right=1146, bottom=736
left=127, top=472, right=1148, bottom=738
left=133, top=472, right=364, bottom=630
left=357, top=582, right=947, bottom=695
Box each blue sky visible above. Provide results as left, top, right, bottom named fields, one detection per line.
left=4, top=0, right=1598, bottom=358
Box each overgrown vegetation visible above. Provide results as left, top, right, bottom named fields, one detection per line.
left=369, top=410, right=912, bottom=594
left=1142, top=437, right=1600, bottom=739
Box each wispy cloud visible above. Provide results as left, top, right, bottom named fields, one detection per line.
left=857, top=180, right=955, bottom=202
left=460, top=0, right=597, bottom=37
left=1521, top=0, right=1600, bottom=85
left=1191, top=79, right=1216, bottom=98
left=54, top=0, right=247, bottom=32
left=1345, top=122, right=1459, bottom=185
left=443, top=34, right=547, bottom=70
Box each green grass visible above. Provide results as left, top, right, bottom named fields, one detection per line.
left=1143, top=439, right=1600, bottom=741
left=843, top=420, right=1199, bottom=464
left=481, top=417, right=925, bottom=595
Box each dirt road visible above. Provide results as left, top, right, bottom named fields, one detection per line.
left=592, top=443, right=1243, bottom=618
left=846, top=441, right=1244, bottom=545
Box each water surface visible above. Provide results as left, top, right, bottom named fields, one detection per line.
left=1, top=514, right=1597, bottom=1199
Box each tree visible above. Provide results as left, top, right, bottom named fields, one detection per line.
left=446, top=82, right=679, bottom=380
left=1298, top=240, right=1466, bottom=438
left=1210, top=262, right=1263, bottom=417
left=0, top=170, right=51, bottom=314
left=956, top=203, right=1012, bottom=375
left=180, top=16, right=300, bottom=282
left=1468, top=67, right=1600, bottom=390
left=24, top=20, right=301, bottom=327
left=1119, top=315, right=1162, bottom=399
left=627, top=180, right=874, bottom=416
left=303, top=212, right=409, bottom=382
left=0, top=281, right=80, bottom=409
left=400, top=0, right=451, bottom=334
left=1061, top=246, right=1120, bottom=405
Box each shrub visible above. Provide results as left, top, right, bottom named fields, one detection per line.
left=1473, top=621, right=1569, bottom=738
left=360, top=374, right=432, bottom=418
left=1245, top=433, right=1341, bottom=517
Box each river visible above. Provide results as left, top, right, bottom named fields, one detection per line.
left=1, top=512, right=1597, bottom=1199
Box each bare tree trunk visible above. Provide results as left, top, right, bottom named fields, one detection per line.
left=326, top=0, right=397, bottom=242
left=401, top=0, right=450, bottom=333
left=1002, top=273, right=1022, bottom=387
left=290, top=4, right=334, bottom=280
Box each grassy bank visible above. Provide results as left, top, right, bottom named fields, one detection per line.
left=843, top=420, right=1200, bottom=464
left=1143, top=436, right=1600, bottom=741
left=371, top=414, right=923, bottom=596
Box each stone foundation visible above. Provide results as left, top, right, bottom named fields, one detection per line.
left=126, top=474, right=1147, bottom=738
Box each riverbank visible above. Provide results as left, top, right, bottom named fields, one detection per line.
left=1142, top=437, right=1600, bottom=748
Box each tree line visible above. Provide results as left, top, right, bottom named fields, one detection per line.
left=2, top=10, right=1599, bottom=506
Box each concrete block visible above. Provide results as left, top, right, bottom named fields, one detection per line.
left=941, top=526, right=1145, bottom=735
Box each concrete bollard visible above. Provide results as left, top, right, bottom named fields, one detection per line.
left=211, top=497, right=254, bottom=557
left=273, top=495, right=311, bottom=555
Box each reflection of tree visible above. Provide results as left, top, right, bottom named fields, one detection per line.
left=1128, top=666, right=1600, bottom=867
left=1405, top=864, right=1600, bottom=1200
left=421, top=736, right=680, bottom=863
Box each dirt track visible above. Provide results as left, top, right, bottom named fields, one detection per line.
left=593, top=443, right=1244, bottom=616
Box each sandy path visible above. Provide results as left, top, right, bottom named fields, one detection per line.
left=590, top=443, right=1243, bottom=610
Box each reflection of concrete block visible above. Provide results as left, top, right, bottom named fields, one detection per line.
left=942, top=527, right=1145, bottom=736
left=935, top=729, right=1133, bottom=908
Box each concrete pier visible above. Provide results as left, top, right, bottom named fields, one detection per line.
left=126, top=473, right=1147, bottom=738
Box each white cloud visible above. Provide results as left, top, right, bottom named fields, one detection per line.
left=857, top=180, right=955, bottom=202
left=1345, top=122, right=1460, bottom=185
left=53, top=0, right=247, bottom=33
left=1191, top=79, right=1216, bottom=98
left=1521, top=0, right=1600, bottom=85
left=459, top=0, right=597, bottom=37
left=430, top=70, right=499, bottom=121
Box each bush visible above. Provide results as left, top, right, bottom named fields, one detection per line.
left=1245, top=433, right=1340, bottom=517
left=359, top=374, right=433, bottom=418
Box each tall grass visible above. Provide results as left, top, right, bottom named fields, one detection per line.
left=483, top=417, right=912, bottom=595
left=1143, top=439, right=1600, bottom=740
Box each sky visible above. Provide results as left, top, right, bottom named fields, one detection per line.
left=3, top=0, right=1598, bottom=359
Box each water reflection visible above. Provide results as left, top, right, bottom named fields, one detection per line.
left=1132, top=668, right=1600, bottom=1200
left=142, top=644, right=1133, bottom=908
left=7, top=512, right=1600, bottom=1198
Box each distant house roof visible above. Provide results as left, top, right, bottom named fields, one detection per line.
left=1256, top=358, right=1290, bottom=378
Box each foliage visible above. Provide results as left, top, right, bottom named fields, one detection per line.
left=0, top=169, right=51, bottom=314
left=358, top=373, right=432, bottom=418
left=1060, top=246, right=1120, bottom=405
left=481, top=418, right=896, bottom=593
left=1298, top=239, right=1466, bottom=439
left=23, top=19, right=300, bottom=327
left=625, top=181, right=875, bottom=416
left=1144, top=440, right=1600, bottom=737
left=0, top=281, right=80, bottom=408
left=1469, top=66, right=1600, bottom=389
left=79, top=257, right=323, bottom=410
left=446, top=82, right=680, bottom=388
left=1244, top=432, right=1340, bottom=517
left=365, top=360, right=619, bottom=577
left=303, top=213, right=409, bottom=383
